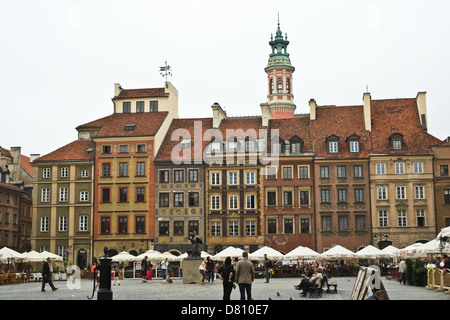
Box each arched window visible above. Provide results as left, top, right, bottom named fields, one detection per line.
left=270, top=79, right=273, bottom=94
left=286, top=78, right=290, bottom=94
left=277, top=78, right=283, bottom=93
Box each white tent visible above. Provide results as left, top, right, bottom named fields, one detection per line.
left=0, top=247, right=25, bottom=261
left=111, top=251, right=137, bottom=262
left=249, top=246, right=284, bottom=260
left=179, top=251, right=212, bottom=260
left=213, top=246, right=244, bottom=261
left=421, top=239, right=450, bottom=254
left=284, top=246, right=320, bottom=260
left=378, top=245, right=401, bottom=258
left=355, top=245, right=382, bottom=259
left=321, top=245, right=356, bottom=260
left=22, top=250, right=46, bottom=262
left=135, top=250, right=164, bottom=262
left=40, top=250, right=63, bottom=261
left=400, top=243, right=425, bottom=257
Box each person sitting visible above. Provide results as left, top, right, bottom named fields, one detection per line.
left=298, top=268, right=323, bottom=297
left=294, top=267, right=313, bottom=290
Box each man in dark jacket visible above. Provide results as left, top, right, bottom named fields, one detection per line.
left=42, top=257, right=58, bottom=292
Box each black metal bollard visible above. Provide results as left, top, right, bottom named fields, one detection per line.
left=97, top=246, right=113, bottom=300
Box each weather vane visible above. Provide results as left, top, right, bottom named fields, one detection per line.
left=160, top=61, right=172, bottom=82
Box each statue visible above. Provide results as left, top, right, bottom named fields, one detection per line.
left=186, top=232, right=203, bottom=259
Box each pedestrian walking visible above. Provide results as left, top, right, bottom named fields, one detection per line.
left=41, top=257, right=58, bottom=292
left=141, top=256, right=148, bottom=282
left=206, top=256, right=216, bottom=282
left=161, top=258, right=169, bottom=280
left=398, top=258, right=407, bottom=284
left=235, top=251, right=255, bottom=300
left=199, top=258, right=207, bottom=285
left=113, top=267, right=120, bottom=286
left=218, top=256, right=235, bottom=300
left=263, top=253, right=272, bottom=283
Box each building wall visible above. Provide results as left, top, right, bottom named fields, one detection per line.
left=432, top=140, right=450, bottom=231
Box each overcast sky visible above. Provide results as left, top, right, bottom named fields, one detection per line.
left=1, top=0, right=449, bottom=157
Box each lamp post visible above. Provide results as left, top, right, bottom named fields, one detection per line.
left=97, top=246, right=113, bottom=300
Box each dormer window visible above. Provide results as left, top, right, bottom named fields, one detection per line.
left=389, top=133, right=404, bottom=150
left=210, top=142, right=221, bottom=153
left=228, top=141, right=238, bottom=152
left=271, top=136, right=284, bottom=155
left=245, top=140, right=255, bottom=152
left=346, top=134, right=360, bottom=153
left=326, top=135, right=340, bottom=154
left=124, top=124, right=136, bottom=131
left=180, top=138, right=191, bottom=148
left=289, top=136, right=303, bottom=154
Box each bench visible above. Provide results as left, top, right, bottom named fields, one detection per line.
left=309, top=276, right=326, bottom=298
left=326, top=277, right=338, bottom=294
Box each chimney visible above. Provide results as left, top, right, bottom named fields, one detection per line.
left=30, top=154, right=41, bottom=162
left=211, top=102, right=227, bottom=128
left=260, top=103, right=272, bottom=127
left=114, top=83, right=122, bottom=97
left=309, top=99, right=317, bottom=121
left=416, top=92, right=427, bottom=131
left=363, top=92, right=372, bottom=132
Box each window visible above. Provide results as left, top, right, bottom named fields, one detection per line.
left=174, top=193, right=184, bottom=207
left=102, top=163, right=111, bottom=177
left=81, top=169, right=89, bottom=177
left=354, top=165, right=363, bottom=178
left=322, top=216, right=332, bottom=232
left=79, top=215, right=88, bottom=232
left=440, top=165, right=449, bottom=176
left=269, top=79, right=274, bottom=94
left=393, top=140, right=402, bottom=150
left=40, top=216, right=49, bottom=232
left=397, top=210, right=407, bottom=227
left=136, top=101, right=145, bottom=113
left=102, top=188, right=110, bottom=203
left=174, top=170, right=184, bottom=183
left=80, top=191, right=89, bottom=202
left=396, top=186, right=406, bottom=200
left=284, top=218, right=294, bottom=234
left=416, top=209, right=426, bottom=227
left=188, top=169, right=198, bottom=182
left=300, top=218, right=310, bottom=234
left=119, top=162, right=128, bottom=177
left=445, top=189, right=450, bottom=204
left=119, top=188, right=128, bottom=202
left=321, top=189, right=330, bottom=203
left=136, top=162, right=145, bottom=176
left=395, top=162, right=404, bottom=174
left=102, top=145, right=111, bottom=154
left=245, top=171, right=255, bottom=185
left=59, top=216, right=67, bottom=232
left=245, top=220, right=256, bottom=236
left=211, top=221, right=221, bottom=237
left=337, top=166, right=346, bottom=178
left=229, top=195, right=238, bottom=209
left=320, top=166, right=329, bottom=178
left=349, top=140, right=359, bottom=153
left=355, top=215, right=365, bottom=231
left=377, top=186, right=387, bottom=200
left=189, top=192, right=199, bottom=207
left=300, top=190, right=309, bottom=205
left=123, top=102, right=131, bottom=113
left=211, top=195, right=220, bottom=210
left=41, top=188, right=50, bottom=203
left=137, top=144, right=146, bottom=153
left=245, top=140, right=255, bottom=152
left=150, top=101, right=158, bottom=112
left=101, top=217, right=110, bottom=234
left=211, top=172, right=221, bottom=185
left=159, top=170, right=169, bottom=183
left=136, top=187, right=145, bottom=202
left=328, top=141, right=338, bottom=153
left=43, top=168, right=50, bottom=179
left=174, top=221, right=184, bottom=235
left=415, top=185, right=425, bottom=199
left=267, top=191, right=277, bottom=206
left=286, top=78, right=291, bottom=93
left=136, top=216, right=145, bottom=234
left=379, top=210, right=388, bottom=227
left=59, top=188, right=68, bottom=203
left=246, top=194, right=255, bottom=209
left=282, top=166, right=293, bottom=179
left=61, top=167, right=69, bottom=178
left=267, top=218, right=277, bottom=234
left=414, top=162, right=423, bottom=174
left=118, top=218, right=127, bottom=234
left=355, top=189, right=364, bottom=203
left=298, top=166, right=309, bottom=179
left=338, top=216, right=348, bottom=231
left=338, top=189, right=347, bottom=203
left=283, top=191, right=293, bottom=206
left=266, top=166, right=277, bottom=179
left=228, top=171, right=238, bottom=185
left=189, top=221, right=199, bottom=235
left=159, top=193, right=169, bottom=207
left=291, top=142, right=301, bottom=154
left=277, top=77, right=283, bottom=93
left=119, top=145, right=128, bottom=153
left=228, top=141, right=238, bottom=152
left=159, top=221, right=169, bottom=236
left=211, top=142, right=221, bottom=153
left=376, top=163, right=386, bottom=174
left=228, top=221, right=239, bottom=236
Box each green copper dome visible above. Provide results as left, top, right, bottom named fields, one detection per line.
left=265, top=22, right=294, bottom=70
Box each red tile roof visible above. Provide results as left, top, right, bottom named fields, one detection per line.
left=33, top=140, right=95, bottom=162
left=77, top=112, right=169, bottom=138
left=113, top=87, right=166, bottom=100
left=268, top=116, right=313, bottom=153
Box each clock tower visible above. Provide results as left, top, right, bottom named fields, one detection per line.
left=265, top=20, right=296, bottom=119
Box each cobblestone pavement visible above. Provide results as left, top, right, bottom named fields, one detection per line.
left=0, top=276, right=449, bottom=301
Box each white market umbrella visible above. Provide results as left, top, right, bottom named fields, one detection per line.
left=284, top=246, right=320, bottom=260
left=378, top=245, right=401, bottom=258
left=0, top=247, right=25, bottom=261
left=160, top=251, right=183, bottom=261
left=421, top=239, right=450, bottom=254
left=436, top=226, right=450, bottom=241
left=400, top=243, right=425, bottom=257
left=249, top=246, right=284, bottom=260
left=321, top=245, right=356, bottom=260
left=135, top=250, right=163, bottom=262
left=355, top=245, right=382, bottom=259
left=111, top=251, right=137, bottom=262
left=213, top=246, right=244, bottom=261
left=23, top=250, right=46, bottom=262
left=40, top=250, right=63, bottom=261
left=179, top=251, right=212, bottom=260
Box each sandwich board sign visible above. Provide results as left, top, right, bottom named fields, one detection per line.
left=350, top=265, right=387, bottom=300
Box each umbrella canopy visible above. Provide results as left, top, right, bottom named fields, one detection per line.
left=284, top=246, right=320, bottom=260
left=0, top=247, right=25, bottom=261
left=111, top=251, right=137, bottom=262
left=135, top=250, right=168, bottom=262
left=40, top=250, right=63, bottom=261
left=179, top=251, right=212, bottom=260
left=160, top=251, right=183, bottom=261
left=213, top=246, right=244, bottom=261
left=321, top=245, right=356, bottom=260
left=249, top=246, right=284, bottom=260
left=378, top=245, right=400, bottom=258
left=400, top=243, right=425, bottom=257
left=436, top=226, right=450, bottom=241
left=355, top=245, right=382, bottom=259
left=22, top=250, right=46, bottom=262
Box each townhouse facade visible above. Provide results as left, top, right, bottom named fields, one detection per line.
left=433, top=138, right=450, bottom=231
